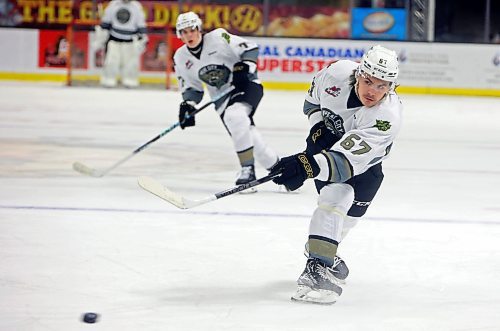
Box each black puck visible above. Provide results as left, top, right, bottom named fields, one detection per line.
left=82, top=312, right=99, bottom=323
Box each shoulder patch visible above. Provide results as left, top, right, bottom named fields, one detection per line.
left=221, top=32, right=230, bottom=44
left=373, top=119, right=391, bottom=131
left=325, top=86, right=341, bottom=97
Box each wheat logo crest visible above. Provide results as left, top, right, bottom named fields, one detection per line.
left=373, top=119, right=391, bottom=131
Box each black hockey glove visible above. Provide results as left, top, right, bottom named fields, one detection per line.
left=179, top=101, right=196, bottom=129
left=306, top=121, right=341, bottom=155
left=270, top=152, right=320, bottom=191
left=232, top=61, right=250, bottom=91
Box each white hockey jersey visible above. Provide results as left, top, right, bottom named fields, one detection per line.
left=173, top=28, right=260, bottom=112
left=101, top=0, right=146, bottom=41
left=305, top=60, right=403, bottom=182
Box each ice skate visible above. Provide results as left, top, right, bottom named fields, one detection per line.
left=303, top=243, right=349, bottom=284
left=329, top=256, right=349, bottom=284
left=236, top=165, right=257, bottom=193
left=291, top=258, right=343, bottom=305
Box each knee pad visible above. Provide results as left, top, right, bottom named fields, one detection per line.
left=318, top=183, right=355, bottom=214
left=309, top=183, right=355, bottom=244
left=223, top=103, right=252, bottom=150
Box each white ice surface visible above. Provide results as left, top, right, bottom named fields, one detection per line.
left=0, top=81, right=499, bottom=331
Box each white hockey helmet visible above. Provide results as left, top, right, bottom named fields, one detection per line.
left=176, top=12, right=203, bottom=38
left=358, top=45, right=399, bottom=83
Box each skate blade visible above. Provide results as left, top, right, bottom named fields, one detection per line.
left=291, top=285, right=338, bottom=305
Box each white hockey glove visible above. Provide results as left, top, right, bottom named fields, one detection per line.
left=132, top=35, right=148, bottom=55
left=92, top=25, right=109, bottom=50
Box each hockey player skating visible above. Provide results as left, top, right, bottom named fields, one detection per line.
left=270, top=45, right=403, bottom=304
left=174, top=12, right=280, bottom=185
left=94, top=0, right=148, bottom=88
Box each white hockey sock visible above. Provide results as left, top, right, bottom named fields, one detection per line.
left=250, top=126, right=279, bottom=169
left=341, top=216, right=360, bottom=241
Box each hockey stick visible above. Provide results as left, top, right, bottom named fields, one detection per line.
left=137, top=172, right=281, bottom=209
left=73, top=86, right=235, bottom=177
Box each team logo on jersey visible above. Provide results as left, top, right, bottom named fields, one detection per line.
left=221, top=32, right=231, bottom=44
left=185, top=60, right=193, bottom=69
left=373, top=119, right=391, bottom=131
left=325, top=86, right=341, bottom=97
left=322, top=108, right=345, bottom=137
left=116, top=8, right=131, bottom=24
left=199, top=64, right=231, bottom=88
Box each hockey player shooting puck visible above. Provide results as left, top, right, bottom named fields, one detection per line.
left=82, top=312, right=99, bottom=323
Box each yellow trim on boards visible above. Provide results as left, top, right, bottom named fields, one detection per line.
left=0, top=72, right=66, bottom=82
left=0, top=72, right=498, bottom=97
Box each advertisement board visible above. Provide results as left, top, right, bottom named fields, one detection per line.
left=38, top=30, right=88, bottom=69
left=253, top=37, right=365, bottom=82
left=351, top=8, right=406, bottom=40
left=0, top=28, right=499, bottom=96
left=2, top=1, right=350, bottom=38
left=248, top=36, right=500, bottom=94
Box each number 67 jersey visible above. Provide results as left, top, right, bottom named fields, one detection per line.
left=304, top=60, right=403, bottom=181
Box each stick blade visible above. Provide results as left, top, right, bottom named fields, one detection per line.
left=137, top=176, right=188, bottom=209
left=72, top=161, right=103, bottom=177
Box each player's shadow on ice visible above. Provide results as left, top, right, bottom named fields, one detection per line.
left=149, top=280, right=296, bottom=305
